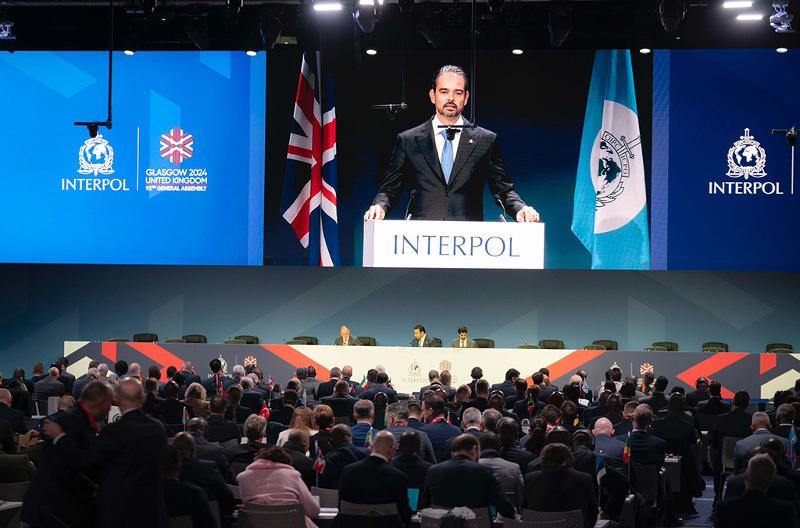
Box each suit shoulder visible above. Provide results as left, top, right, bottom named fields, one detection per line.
left=472, top=125, right=497, bottom=140
left=399, top=122, right=429, bottom=140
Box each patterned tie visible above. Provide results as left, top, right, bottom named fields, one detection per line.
left=440, top=130, right=454, bottom=183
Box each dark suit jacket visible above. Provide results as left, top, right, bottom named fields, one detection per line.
left=227, top=441, right=270, bottom=479
left=316, top=379, right=339, bottom=400
left=392, top=453, right=433, bottom=490
left=202, top=374, right=234, bottom=398
left=269, top=405, right=295, bottom=426
left=319, top=444, right=369, bottom=489
left=628, top=429, right=666, bottom=467
left=322, top=394, right=358, bottom=419
left=491, top=381, right=516, bottom=398
left=714, top=490, right=800, bottom=528
left=283, top=440, right=315, bottom=489
left=501, top=443, right=535, bottom=475
left=153, top=398, right=192, bottom=427
left=361, top=383, right=399, bottom=403
left=34, top=377, right=65, bottom=401
left=685, top=388, right=710, bottom=408
left=180, top=457, right=236, bottom=516
left=191, top=433, right=232, bottom=483
left=639, top=392, right=668, bottom=413
left=725, top=473, right=800, bottom=516
left=163, top=478, right=215, bottom=528
left=421, top=454, right=515, bottom=518
left=206, top=415, right=241, bottom=444
left=372, top=118, right=527, bottom=221
left=410, top=335, right=434, bottom=347
left=421, top=421, right=462, bottom=462
left=697, top=397, right=731, bottom=416
left=712, top=408, right=752, bottom=448
left=339, top=455, right=412, bottom=525
left=0, top=420, right=16, bottom=454
left=0, top=403, right=26, bottom=434
left=10, top=387, right=34, bottom=417
left=734, top=430, right=789, bottom=474
left=334, top=335, right=360, bottom=346
left=594, top=434, right=626, bottom=461
left=524, top=467, right=599, bottom=528
left=241, top=390, right=265, bottom=413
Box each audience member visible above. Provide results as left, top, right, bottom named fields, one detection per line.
left=184, top=382, right=210, bottom=418
left=628, top=405, right=666, bottom=467
left=0, top=388, right=27, bottom=433
left=350, top=399, right=376, bottom=448
left=361, top=371, right=398, bottom=403
left=186, top=417, right=231, bottom=482
left=162, top=444, right=215, bottom=528
left=224, top=384, right=251, bottom=424
left=310, top=404, right=335, bottom=457
left=319, top=424, right=368, bottom=489
left=228, top=414, right=270, bottom=478
left=34, top=367, right=66, bottom=403
left=270, top=389, right=298, bottom=425
left=172, top=432, right=236, bottom=523
left=385, top=402, right=436, bottom=463
left=301, top=366, right=322, bottom=402
left=640, top=376, right=669, bottom=413
left=479, top=432, right=523, bottom=508
left=421, top=395, right=462, bottom=462
left=497, top=417, right=534, bottom=473
left=733, top=412, right=790, bottom=474
left=283, top=428, right=315, bottom=488
left=697, top=381, right=730, bottom=416
left=491, top=368, right=520, bottom=398
left=317, top=367, right=342, bottom=400
left=592, top=417, right=625, bottom=461
left=392, top=430, right=433, bottom=490
left=685, top=377, right=710, bottom=408
left=202, top=358, right=233, bottom=398
left=206, top=396, right=241, bottom=443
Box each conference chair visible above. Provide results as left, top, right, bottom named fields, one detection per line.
left=517, top=343, right=540, bottom=349
left=630, top=463, right=664, bottom=524
left=702, top=346, right=726, bottom=353
left=522, top=508, right=584, bottom=528
left=592, top=339, right=618, bottom=350
left=133, top=332, right=158, bottom=342
left=165, top=338, right=184, bottom=343
left=168, top=516, right=192, bottom=528
left=234, top=335, right=260, bottom=344
left=286, top=340, right=307, bottom=345
left=474, top=338, right=495, bottom=348
left=227, top=484, right=240, bottom=500
left=239, top=504, right=306, bottom=528
left=292, top=336, right=319, bottom=345
left=430, top=338, right=443, bottom=347
left=582, top=344, right=606, bottom=350
left=652, top=341, right=679, bottom=351
left=107, top=337, right=128, bottom=342
left=182, top=334, right=208, bottom=344
left=501, top=520, right=536, bottom=528
left=702, top=341, right=729, bottom=352
left=357, top=336, right=377, bottom=346
left=538, top=339, right=565, bottom=350
left=224, top=339, right=246, bottom=344
left=208, top=500, right=221, bottom=528
left=766, top=342, right=793, bottom=353
left=644, top=346, right=668, bottom=352
left=311, top=486, right=339, bottom=508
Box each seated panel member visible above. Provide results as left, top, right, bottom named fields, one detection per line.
left=334, top=325, right=360, bottom=346
left=451, top=326, right=477, bottom=348
left=364, top=64, right=539, bottom=223
left=410, top=324, right=433, bottom=348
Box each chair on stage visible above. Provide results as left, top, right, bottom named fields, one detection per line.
left=357, top=336, right=377, bottom=346
left=224, top=339, right=246, bottom=344
left=538, top=339, right=565, bottom=350
left=311, top=486, right=339, bottom=508
left=644, top=346, right=668, bottom=352
left=517, top=343, right=540, bottom=349
left=474, top=338, right=495, bottom=348
left=182, top=334, right=208, bottom=344
left=582, top=344, right=606, bottom=350
left=766, top=342, right=793, bottom=353
left=592, top=339, right=618, bottom=350
left=133, top=332, right=158, bottom=342
left=292, top=336, right=319, bottom=345
left=235, top=335, right=260, bottom=344
left=430, top=338, right=443, bottom=347
left=702, top=341, right=729, bottom=352
left=652, top=341, right=679, bottom=351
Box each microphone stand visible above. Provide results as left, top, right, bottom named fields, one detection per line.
left=771, top=127, right=797, bottom=195
left=494, top=194, right=508, bottom=223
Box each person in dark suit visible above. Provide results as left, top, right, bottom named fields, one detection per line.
left=337, top=431, right=412, bottom=526
left=628, top=404, right=666, bottom=467
left=8, top=379, right=34, bottom=418
left=697, top=381, right=730, bottom=416
left=42, top=378, right=169, bottom=528
left=711, top=390, right=753, bottom=497
left=33, top=367, right=65, bottom=404
left=0, top=419, right=16, bottom=454
left=341, top=366, right=362, bottom=396
left=524, top=442, right=598, bottom=528
left=451, top=326, right=478, bottom=348
left=202, top=358, right=233, bottom=398
left=319, top=424, right=369, bottom=489
left=361, top=371, right=398, bottom=403
left=55, top=358, right=76, bottom=396
left=186, top=418, right=232, bottom=483
left=409, top=324, right=434, bottom=347
left=206, top=396, right=241, bottom=444
left=172, top=432, right=236, bottom=524
left=152, top=380, right=192, bottom=429
left=505, top=378, right=529, bottom=411
left=162, top=445, right=216, bottom=528
left=240, top=378, right=265, bottom=413
left=227, top=414, right=271, bottom=480
left=460, top=379, right=491, bottom=417
left=458, top=407, right=488, bottom=446
left=392, top=430, right=434, bottom=490
left=714, top=453, right=799, bottom=528
left=497, top=417, right=534, bottom=474
left=386, top=402, right=437, bottom=463
left=420, top=433, right=515, bottom=518
left=301, top=366, right=323, bottom=402
left=317, top=367, right=343, bottom=400
left=71, top=367, right=98, bottom=400
left=685, top=377, right=710, bottom=409
left=491, top=369, right=520, bottom=398
left=723, top=447, right=800, bottom=517
left=322, top=381, right=358, bottom=421
left=364, top=65, right=538, bottom=223
left=570, top=430, right=598, bottom=479
left=773, top=403, right=797, bottom=440
left=22, top=380, right=114, bottom=528
left=639, top=375, right=669, bottom=413
left=592, top=418, right=625, bottom=461
left=283, top=429, right=315, bottom=489
left=407, top=401, right=426, bottom=430
left=270, top=389, right=298, bottom=426
left=143, top=377, right=166, bottom=415
left=177, top=362, right=203, bottom=388
left=334, top=326, right=360, bottom=346
left=421, top=395, right=462, bottom=462
left=0, top=389, right=27, bottom=434
left=733, top=412, right=790, bottom=474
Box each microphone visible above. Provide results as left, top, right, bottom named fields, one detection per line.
left=494, top=194, right=508, bottom=223
left=405, top=190, right=417, bottom=220
left=445, top=127, right=457, bottom=141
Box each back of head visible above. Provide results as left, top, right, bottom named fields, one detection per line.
left=329, top=367, right=342, bottom=379
left=407, top=401, right=422, bottom=418
left=496, top=417, right=518, bottom=444
left=668, top=393, right=685, bottom=415
left=470, top=367, right=483, bottom=380
left=752, top=411, right=771, bottom=430
left=314, top=404, right=334, bottom=429
left=506, top=368, right=520, bottom=382
left=330, top=424, right=353, bottom=448
left=117, top=378, right=145, bottom=408
left=709, top=381, right=722, bottom=398
left=210, top=395, right=227, bottom=414
left=164, top=444, right=182, bottom=478
left=334, top=380, right=350, bottom=395
left=376, top=371, right=389, bottom=385
left=462, top=407, right=482, bottom=428
left=307, top=366, right=317, bottom=379
left=480, top=432, right=502, bottom=452
left=115, top=360, right=128, bottom=377
left=734, top=390, right=750, bottom=409
left=187, top=417, right=209, bottom=435
left=451, top=433, right=479, bottom=458
left=173, top=431, right=197, bottom=459
left=354, top=399, right=375, bottom=421
left=288, top=428, right=310, bottom=449
left=227, top=384, right=243, bottom=405
left=399, top=430, right=422, bottom=455
left=440, top=370, right=452, bottom=386
left=424, top=394, right=446, bottom=418
left=387, top=402, right=409, bottom=423
left=81, top=380, right=114, bottom=406
left=572, top=429, right=594, bottom=450
left=745, top=453, right=776, bottom=492
left=58, top=395, right=76, bottom=411
left=475, top=379, right=490, bottom=397
left=428, top=370, right=440, bottom=382
left=777, top=403, right=795, bottom=425
left=654, top=375, right=669, bottom=392
left=371, top=430, right=396, bottom=458
left=255, top=446, right=293, bottom=465
left=545, top=426, right=571, bottom=446
left=633, top=404, right=653, bottom=429
left=540, top=443, right=574, bottom=470
left=482, top=408, right=502, bottom=432
left=144, top=377, right=158, bottom=394
left=532, top=372, right=544, bottom=385
left=244, top=414, right=267, bottom=442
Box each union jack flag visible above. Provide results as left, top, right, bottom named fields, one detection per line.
left=280, top=52, right=340, bottom=267
left=160, top=128, right=194, bottom=165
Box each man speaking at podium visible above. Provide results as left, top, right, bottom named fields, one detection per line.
left=364, top=65, right=539, bottom=223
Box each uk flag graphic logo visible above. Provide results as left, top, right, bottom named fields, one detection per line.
left=160, top=128, right=194, bottom=165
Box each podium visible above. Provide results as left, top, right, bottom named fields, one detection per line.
left=363, top=219, right=545, bottom=269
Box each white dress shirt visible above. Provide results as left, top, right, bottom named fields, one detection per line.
left=432, top=115, right=464, bottom=163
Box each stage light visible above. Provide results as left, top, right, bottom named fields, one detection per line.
left=658, top=0, right=687, bottom=33
left=722, top=1, right=753, bottom=8
left=640, top=48, right=652, bottom=54
left=366, top=48, right=378, bottom=55
left=123, top=49, right=135, bottom=56
left=736, top=13, right=764, bottom=20
left=313, top=2, right=343, bottom=12
left=246, top=50, right=258, bottom=57
left=777, top=47, right=789, bottom=53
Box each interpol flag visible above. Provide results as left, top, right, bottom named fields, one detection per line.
left=571, top=50, right=650, bottom=270
left=281, top=52, right=340, bottom=267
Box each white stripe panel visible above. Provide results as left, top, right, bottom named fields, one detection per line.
left=282, top=180, right=311, bottom=224
left=321, top=196, right=338, bottom=222
left=287, top=153, right=314, bottom=166
left=321, top=144, right=337, bottom=166
left=322, top=108, right=336, bottom=125
left=319, top=221, right=333, bottom=267
left=299, top=232, right=309, bottom=248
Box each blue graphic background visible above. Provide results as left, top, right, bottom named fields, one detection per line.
left=0, top=51, right=266, bottom=265
left=651, top=49, right=800, bottom=271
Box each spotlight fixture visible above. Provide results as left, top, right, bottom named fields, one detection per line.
left=547, top=2, right=573, bottom=48
left=313, top=1, right=343, bottom=12
left=640, top=47, right=652, bottom=54
left=736, top=13, right=764, bottom=20
left=722, top=1, right=753, bottom=7
left=776, top=47, right=789, bottom=53
left=366, top=48, right=378, bottom=55
left=770, top=1, right=794, bottom=33
left=658, top=0, right=687, bottom=33
left=355, top=0, right=378, bottom=33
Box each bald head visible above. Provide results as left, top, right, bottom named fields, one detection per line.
left=0, top=389, right=11, bottom=406
left=371, top=430, right=396, bottom=459
left=592, top=417, right=614, bottom=437
left=117, top=378, right=145, bottom=411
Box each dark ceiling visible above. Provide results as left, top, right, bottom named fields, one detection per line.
left=0, top=0, right=797, bottom=52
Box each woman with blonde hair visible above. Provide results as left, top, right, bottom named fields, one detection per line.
left=276, top=406, right=317, bottom=447
left=184, top=382, right=209, bottom=418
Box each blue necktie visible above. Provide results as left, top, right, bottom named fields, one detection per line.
left=440, top=130, right=454, bottom=184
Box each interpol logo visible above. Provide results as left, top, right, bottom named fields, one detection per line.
left=726, top=128, right=767, bottom=180
left=77, top=135, right=115, bottom=176
left=592, top=130, right=641, bottom=209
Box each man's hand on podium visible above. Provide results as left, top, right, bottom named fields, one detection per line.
left=364, top=204, right=386, bottom=221
left=516, top=206, right=540, bottom=223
